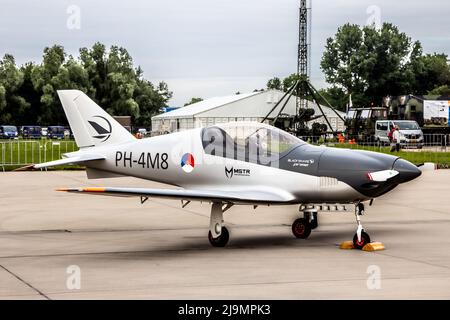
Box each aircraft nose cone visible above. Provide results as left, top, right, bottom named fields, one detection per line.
left=393, top=158, right=422, bottom=184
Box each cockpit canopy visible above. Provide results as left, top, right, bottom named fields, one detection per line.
left=201, top=122, right=304, bottom=164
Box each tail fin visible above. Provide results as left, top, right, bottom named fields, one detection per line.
left=57, top=90, right=134, bottom=148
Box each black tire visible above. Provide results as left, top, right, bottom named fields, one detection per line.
left=310, top=213, right=318, bottom=230
left=352, top=231, right=371, bottom=250
left=292, top=218, right=311, bottom=239
left=208, top=227, right=229, bottom=247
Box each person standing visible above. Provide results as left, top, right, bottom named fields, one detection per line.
left=388, top=126, right=395, bottom=143
left=392, top=125, right=402, bottom=152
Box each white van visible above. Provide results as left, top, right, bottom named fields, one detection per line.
left=375, top=120, right=424, bottom=148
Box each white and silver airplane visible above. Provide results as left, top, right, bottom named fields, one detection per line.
left=34, top=90, right=422, bottom=249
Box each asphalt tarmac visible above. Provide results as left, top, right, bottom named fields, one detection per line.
left=0, top=170, right=449, bottom=299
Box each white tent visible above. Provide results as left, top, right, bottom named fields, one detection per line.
left=151, top=90, right=346, bottom=134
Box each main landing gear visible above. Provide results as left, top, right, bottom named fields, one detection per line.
left=352, top=203, right=371, bottom=250
left=207, top=201, right=372, bottom=249
left=291, top=204, right=372, bottom=250
left=208, top=202, right=232, bottom=247
left=291, top=211, right=318, bottom=239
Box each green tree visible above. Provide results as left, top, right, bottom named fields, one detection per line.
left=414, top=54, right=450, bottom=94
left=79, top=42, right=108, bottom=102
left=31, top=45, right=90, bottom=124
left=0, top=54, right=25, bottom=124
left=321, top=24, right=366, bottom=97
left=428, top=85, right=450, bottom=96
left=156, top=81, right=172, bottom=104
left=16, top=62, right=40, bottom=125
left=316, top=87, right=349, bottom=112
left=133, top=77, right=170, bottom=126
left=0, top=43, right=171, bottom=126
left=321, top=23, right=422, bottom=106
left=184, top=97, right=203, bottom=106
left=282, top=74, right=301, bottom=92
left=79, top=42, right=171, bottom=126
left=266, top=77, right=282, bottom=91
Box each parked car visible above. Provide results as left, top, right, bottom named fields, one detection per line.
left=138, top=128, right=148, bottom=136
left=47, top=126, right=65, bottom=139
left=41, top=127, right=48, bottom=137
left=375, top=120, right=424, bottom=148
left=0, top=125, right=19, bottom=139
left=21, top=125, right=42, bottom=139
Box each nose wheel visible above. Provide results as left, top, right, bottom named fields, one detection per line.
left=353, top=231, right=370, bottom=250
left=352, top=203, right=371, bottom=250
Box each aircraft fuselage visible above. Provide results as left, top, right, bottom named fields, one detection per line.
left=81, top=127, right=421, bottom=204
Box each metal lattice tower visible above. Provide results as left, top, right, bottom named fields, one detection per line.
left=296, top=0, right=311, bottom=113
left=263, top=0, right=345, bottom=136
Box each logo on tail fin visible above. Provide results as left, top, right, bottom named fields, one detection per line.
left=88, top=116, right=112, bottom=142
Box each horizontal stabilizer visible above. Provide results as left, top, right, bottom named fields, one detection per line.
left=34, top=153, right=105, bottom=169
left=86, top=168, right=126, bottom=179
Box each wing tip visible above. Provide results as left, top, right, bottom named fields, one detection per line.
left=56, top=187, right=106, bottom=193
left=83, top=187, right=106, bottom=192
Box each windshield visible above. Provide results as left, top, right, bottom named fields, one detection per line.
left=394, top=122, right=420, bottom=130
left=372, top=109, right=387, bottom=119
left=202, top=122, right=304, bottom=164
left=4, top=126, right=17, bottom=133
left=50, top=127, right=64, bottom=133
left=24, top=126, right=41, bottom=133
left=346, top=110, right=356, bottom=119
left=361, top=110, right=371, bottom=118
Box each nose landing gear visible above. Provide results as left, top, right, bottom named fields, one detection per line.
left=352, top=203, right=371, bottom=250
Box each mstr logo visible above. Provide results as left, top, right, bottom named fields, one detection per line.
left=225, top=166, right=234, bottom=179
left=88, top=116, right=112, bottom=142
left=225, top=166, right=250, bottom=179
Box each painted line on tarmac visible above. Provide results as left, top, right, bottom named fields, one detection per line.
left=0, top=264, right=50, bottom=300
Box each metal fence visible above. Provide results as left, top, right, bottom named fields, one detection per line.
left=297, top=134, right=450, bottom=166
left=0, top=134, right=449, bottom=171
left=0, top=140, right=78, bottom=171
left=300, top=134, right=450, bottom=152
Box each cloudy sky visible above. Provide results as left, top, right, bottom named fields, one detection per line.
left=1, top=0, right=450, bottom=107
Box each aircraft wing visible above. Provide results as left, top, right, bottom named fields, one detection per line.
left=34, top=153, right=105, bottom=169
left=57, top=187, right=296, bottom=205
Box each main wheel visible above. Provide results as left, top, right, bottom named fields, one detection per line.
left=353, top=231, right=371, bottom=250
left=292, top=218, right=311, bottom=239
left=310, top=213, right=318, bottom=230
left=208, top=227, right=229, bottom=247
